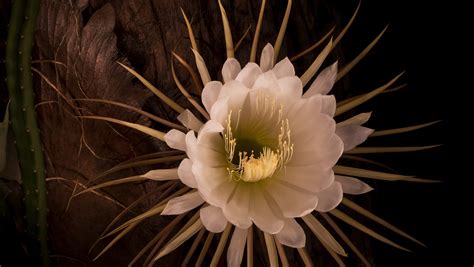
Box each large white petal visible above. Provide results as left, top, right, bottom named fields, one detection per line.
left=194, top=121, right=227, bottom=168
left=192, top=122, right=227, bottom=167
left=277, top=76, right=303, bottom=99
left=260, top=43, right=275, bottom=72
left=251, top=71, right=301, bottom=107
left=291, top=134, right=343, bottom=173
left=288, top=106, right=343, bottom=169
left=236, top=63, right=263, bottom=88
left=177, top=109, right=203, bottom=132
left=285, top=96, right=323, bottom=145
left=315, top=182, right=343, bottom=212
left=336, top=125, right=374, bottom=151
left=211, top=81, right=249, bottom=125
left=272, top=57, right=295, bottom=78
left=285, top=99, right=334, bottom=166
left=222, top=183, right=252, bottom=229
left=266, top=178, right=318, bottom=217
left=193, top=164, right=234, bottom=207
left=227, top=227, right=248, bottom=267
left=290, top=114, right=335, bottom=151
left=192, top=164, right=229, bottom=193
left=185, top=130, right=197, bottom=160
left=142, top=168, right=179, bottom=181
left=197, top=120, right=224, bottom=145
left=252, top=71, right=280, bottom=93
left=336, top=175, right=373, bottom=195
left=249, top=187, right=284, bottom=234
left=275, top=166, right=334, bottom=194
left=164, top=129, right=186, bottom=151
left=206, top=178, right=237, bottom=210
left=229, top=92, right=253, bottom=132
left=202, top=81, right=222, bottom=113
left=275, top=219, right=306, bottom=248
left=209, top=96, right=230, bottom=126
left=222, top=58, right=241, bottom=82
left=192, top=146, right=227, bottom=168
left=200, top=205, right=228, bottom=233
left=304, top=61, right=338, bottom=97
left=161, top=191, right=205, bottom=215
left=321, top=95, right=336, bottom=117
left=178, top=158, right=197, bottom=188
left=217, top=80, right=250, bottom=100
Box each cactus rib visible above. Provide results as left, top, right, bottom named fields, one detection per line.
left=5, top=0, right=49, bottom=265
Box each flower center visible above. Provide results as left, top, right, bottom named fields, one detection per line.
left=224, top=97, right=294, bottom=183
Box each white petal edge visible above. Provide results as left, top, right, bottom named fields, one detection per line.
left=235, top=63, right=263, bottom=88
left=142, top=168, right=179, bottom=181
left=177, top=109, right=203, bottom=132
left=164, top=129, right=186, bottom=151
left=336, top=125, right=374, bottom=151
left=222, top=58, right=241, bottom=82
left=193, top=165, right=234, bottom=207
left=227, top=227, right=247, bottom=267
left=178, top=158, right=197, bottom=188
left=276, top=76, right=303, bottom=99
left=197, top=119, right=224, bottom=136
left=321, top=95, right=337, bottom=117
left=335, top=175, right=373, bottom=195
left=272, top=57, right=295, bottom=78
left=209, top=95, right=230, bottom=126
left=315, top=182, right=343, bottom=212
left=275, top=219, right=306, bottom=248
left=252, top=71, right=280, bottom=93
left=199, top=205, right=228, bottom=233
left=185, top=130, right=198, bottom=160
left=202, top=81, right=223, bottom=113
left=304, top=61, right=338, bottom=97
left=260, top=43, right=275, bottom=72
left=161, top=191, right=204, bottom=215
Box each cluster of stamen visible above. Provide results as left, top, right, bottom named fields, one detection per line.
left=224, top=95, right=294, bottom=182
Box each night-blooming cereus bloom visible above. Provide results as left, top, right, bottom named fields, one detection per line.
left=162, top=44, right=373, bottom=253
left=78, top=1, right=438, bottom=265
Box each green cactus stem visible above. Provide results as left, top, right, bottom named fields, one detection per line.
left=5, top=0, right=49, bottom=265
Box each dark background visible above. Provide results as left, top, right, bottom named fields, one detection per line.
left=0, top=0, right=468, bottom=266
left=346, top=0, right=467, bottom=266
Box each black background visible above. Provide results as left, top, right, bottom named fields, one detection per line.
left=341, top=0, right=468, bottom=266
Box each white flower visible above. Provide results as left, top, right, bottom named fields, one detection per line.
left=162, top=44, right=374, bottom=250
left=83, top=2, right=436, bottom=265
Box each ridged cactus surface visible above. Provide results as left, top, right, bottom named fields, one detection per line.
left=5, top=0, right=49, bottom=265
